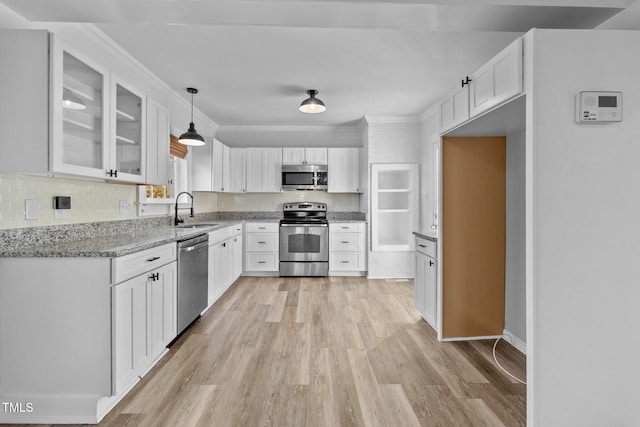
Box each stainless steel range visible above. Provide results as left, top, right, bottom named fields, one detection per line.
left=279, top=202, right=329, bottom=277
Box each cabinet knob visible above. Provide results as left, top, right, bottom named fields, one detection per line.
left=106, top=169, right=118, bottom=178
left=429, top=260, right=434, bottom=267
left=222, top=242, right=226, bottom=247
left=461, top=76, right=472, bottom=87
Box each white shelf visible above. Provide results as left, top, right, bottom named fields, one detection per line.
left=378, top=209, right=411, bottom=213
left=377, top=189, right=411, bottom=193
left=63, top=74, right=95, bottom=102
left=116, top=109, right=137, bottom=123
left=116, top=134, right=137, bottom=145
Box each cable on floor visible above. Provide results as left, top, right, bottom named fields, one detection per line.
left=492, top=336, right=526, bottom=385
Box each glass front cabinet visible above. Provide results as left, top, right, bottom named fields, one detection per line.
left=50, top=36, right=145, bottom=182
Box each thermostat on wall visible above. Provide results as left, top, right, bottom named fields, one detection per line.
left=576, top=91, right=622, bottom=123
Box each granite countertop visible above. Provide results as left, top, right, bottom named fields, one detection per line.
left=413, top=230, right=438, bottom=241
left=0, top=221, right=242, bottom=258
left=0, top=217, right=367, bottom=258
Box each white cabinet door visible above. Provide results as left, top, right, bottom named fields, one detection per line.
left=221, top=144, right=230, bottom=192
left=423, top=253, right=437, bottom=330
left=208, top=240, right=221, bottom=305
left=227, top=148, right=246, bottom=192
left=232, top=232, right=243, bottom=280
left=148, top=262, right=177, bottom=358
left=305, top=148, right=328, bottom=165
left=50, top=35, right=111, bottom=179
left=328, top=147, right=360, bottom=193
left=439, top=85, right=469, bottom=133
left=282, top=147, right=305, bottom=165
left=246, top=148, right=282, bottom=192
left=110, top=75, right=146, bottom=183
left=190, top=136, right=213, bottom=191
left=145, top=98, right=170, bottom=186
left=469, top=37, right=523, bottom=118
left=414, top=252, right=427, bottom=317
left=212, top=139, right=224, bottom=192
left=113, top=274, right=150, bottom=395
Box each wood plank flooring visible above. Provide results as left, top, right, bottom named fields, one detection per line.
left=26, top=276, right=527, bottom=427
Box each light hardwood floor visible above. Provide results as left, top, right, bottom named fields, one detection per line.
left=29, top=276, right=527, bottom=427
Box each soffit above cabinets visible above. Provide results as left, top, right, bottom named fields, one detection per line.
left=0, top=0, right=633, bottom=128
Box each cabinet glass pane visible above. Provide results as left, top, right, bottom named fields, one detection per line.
left=115, top=84, right=142, bottom=176
left=62, top=52, right=103, bottom=169
left=378, top=171, right=409, bottom=190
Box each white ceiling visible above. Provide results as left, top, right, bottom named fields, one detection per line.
left=1, top=0, right=639, bottom=145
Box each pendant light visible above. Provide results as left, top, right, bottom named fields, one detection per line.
left=179, top=87, right=205, bottom=146
left=299, top=89, right=326, bottom=114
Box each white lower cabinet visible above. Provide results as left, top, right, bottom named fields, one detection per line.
left=244, top=222, right=279, bottom=273
left=329, top=222, right=366, bottom=275
left=208, top=224, right=243, bottom=307
left=414, top=236, right=437, bottom=330
left=112, top=258, right=177, bottom=395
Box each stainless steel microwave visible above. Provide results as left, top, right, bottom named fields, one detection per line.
left=281, top=164, right=328, bottom=190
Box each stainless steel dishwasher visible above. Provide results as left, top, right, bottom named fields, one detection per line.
left=177, top=234, right=209, bottom=335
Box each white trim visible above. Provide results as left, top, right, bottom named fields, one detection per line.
left=503, top=329, right=527, bottom=355
left=440, top=334, right=502, bottom=342
left=217, top=125, right=360, bottom=133
left=364, top=115, right=421, bottom=124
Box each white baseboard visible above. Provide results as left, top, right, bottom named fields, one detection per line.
left=440, top=334, right=503, bottom=342
left=502, top=329, right=527, bottom=355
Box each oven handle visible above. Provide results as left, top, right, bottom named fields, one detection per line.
left=279, top=223, right=328, bottom=227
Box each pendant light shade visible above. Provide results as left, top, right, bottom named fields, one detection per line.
left=299, top=89, right=326, bottom=114
left=179, top=87, right=205, bottom=146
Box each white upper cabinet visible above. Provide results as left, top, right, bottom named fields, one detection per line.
left=51, top=36, right=111, bottom=179
left=328, top=147, right=360, bottom=193
left=246, top=148, right=282, bottom=192
left=282, top=147, right=328, bottom=165
left=439, top=84, right=470, bottom=133
left=145, top=98, right=170, bottom=186
left=212, top=139, right=224, bottom=192
left=226, top=147, right=247, bottom=193
left=110, top=75, right=146, bottom=183
left=469, top=37, right=523, bottom=118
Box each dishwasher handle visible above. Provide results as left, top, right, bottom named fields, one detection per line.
left=179, top=241, right=209, bottom=253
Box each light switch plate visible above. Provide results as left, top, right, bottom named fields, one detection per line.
left=119, top=200, right=132, bottom=214
left=25, top=199, right=40, bottom=220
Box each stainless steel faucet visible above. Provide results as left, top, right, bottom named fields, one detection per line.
left=174, top=192, right=194, bottom=226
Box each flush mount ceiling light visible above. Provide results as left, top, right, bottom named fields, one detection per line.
left=62, top=88, right=86, bottom=110
left=299, top=89, right=326, bottom=114
left=178, top=87, right=205, bottom=146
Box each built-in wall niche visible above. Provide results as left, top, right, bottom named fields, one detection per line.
left=371, top=164, right=419, bottom=251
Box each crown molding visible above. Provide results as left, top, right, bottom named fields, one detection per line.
left=217, top=125, right=360, bottom=133
left=419, top=102, right=440, bottom=122
left=363, top=115, right=421, bottom=124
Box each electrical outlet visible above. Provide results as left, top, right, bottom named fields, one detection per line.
left=119, top=200, right=132, bottom=214
left=217, top=201, right=224, bottom=209
left=25, top=199, right=40, bottom=220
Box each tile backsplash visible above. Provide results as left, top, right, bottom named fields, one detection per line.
left=214, top=191, right=360, bottom=212
left=0, top=173, right=137, bottom=230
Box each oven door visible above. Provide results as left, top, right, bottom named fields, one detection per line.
left=279, top=224, right=329, bottom=262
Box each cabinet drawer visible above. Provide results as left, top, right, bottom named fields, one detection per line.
left=415, top=237, right=436, bottom=258
left=245, top=253, right=278, bottom=271
left=113, top=243, right=176, bottom=284
left=245, top=222, right=279, bottom=233
left=209, top=226, right=234, bottom=244
left=246, top=233, right=278, bottom=252
left=232, top=223, right=243, bottom=236
left=331, top=222, right=363, bottom=232
left=330, top=233, right=362, bottom=252
left=330, top=253, right=363, bottom=271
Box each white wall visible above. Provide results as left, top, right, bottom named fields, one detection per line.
left=364, top=118, right=421, bottom=278
left=419, top=105, right=440, bottom=232
left=527, top=29, right=640, bottom=427
left=505, top=129, right=526, bottom=348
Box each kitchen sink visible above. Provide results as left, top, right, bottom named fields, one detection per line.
left=176, top=223, right=218, bottom=229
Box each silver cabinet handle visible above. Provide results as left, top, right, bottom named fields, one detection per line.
left=341, top=260, right=349, bottom=263
left=258, top=241, right=266, bottom=244
left=258, top=261, right=266, bottom=264
left=341, top=241, right=349, bottom=244
left=146, top=256, right=160, bottom=262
